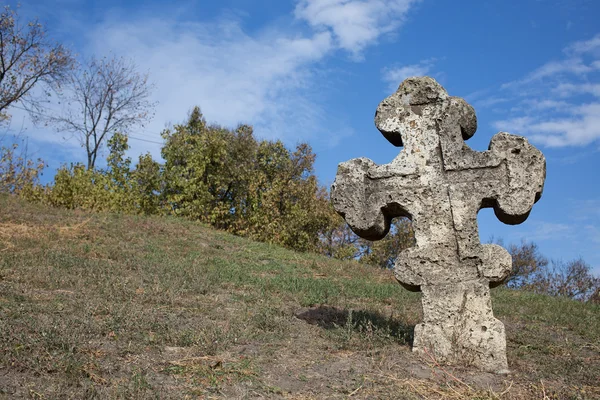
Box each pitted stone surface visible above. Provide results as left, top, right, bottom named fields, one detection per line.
left=331, top=77, right=546, bottom=373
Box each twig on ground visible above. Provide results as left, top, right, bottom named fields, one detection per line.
left=348, top=384, right=363, bottom=397
left=422, top=347, right=472, bottom=389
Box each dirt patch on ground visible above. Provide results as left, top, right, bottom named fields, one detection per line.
left=0, top=219, right=91, bottom=251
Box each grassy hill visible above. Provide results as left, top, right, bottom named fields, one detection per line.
left=0, top=195, right=598, bottom=399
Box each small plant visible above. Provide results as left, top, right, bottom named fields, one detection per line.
left=0, top=140, right=45, bottom=197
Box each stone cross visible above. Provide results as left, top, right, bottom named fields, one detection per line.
left=331, top=77, right=546, bottom=373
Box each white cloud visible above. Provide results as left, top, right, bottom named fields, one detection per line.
left=553, top=82, right=600, bottom=98
left=2, top=86, right=82, bottom=151
left=586, top=225, right=600, bottom=242
left=0, top=102, right=85, bottom=174
left=571, top=199, right=600, bottom=221
left=501, top=59, right=596, bottom=89
left=381, top=58, right=435, bottom=92
left=495, top=104, right=600, bottom=147
left=528, top=103, right=600, bottom=147
left=79, top=2, right=422, bottom=159
left=295, top=0, right=419, bottom=56
left=500, top=35, right=600, bottom=90
left=475, top=96, right=510, bottom=109
left=528, top=58, right=594, bottom=81
left=525, top=221, right=573, bottom=241
left=566, top=33, right=600, bottom=56
left=521, top=99, right=570, bottom=110
left=71, top=15, right=341, bottom=160
left=492, top=116, right=536, bottom=135
left=5, top=15, right=337, bottom=164
left=492, top=34, right=600, bottom=147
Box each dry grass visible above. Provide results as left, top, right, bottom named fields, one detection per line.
left=0, top=194, right=598, bottom=399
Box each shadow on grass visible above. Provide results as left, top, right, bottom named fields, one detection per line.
left=295, top=305, right=415, bottom=346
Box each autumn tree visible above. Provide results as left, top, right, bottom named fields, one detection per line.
left=358, top=217, right=415, bottom=269
left=319, top=212, right=416, bottom=268
left=318, top=213, right=361, bottom=260
left=527, top=258, right=600, bottom=302
left=590, top=287, right=600, bottom=304
left=243, top=140, right=329, bottom=251
left=161, top=107, right=335, bottom=252
left=0, top=138, right=45, bottom=196
left=504, top=240, right=549, bottom=288
left=160, top=107, right=226, bottom=220
left=48, top=56, right=155, bottom=169
left=0, top=5, right=73, bottom=123
left=494, top=238, right=599, bottom=302
left=131, top=152, right=162, bottom=215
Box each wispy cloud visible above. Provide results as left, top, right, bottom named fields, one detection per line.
left=475, top=96, right=511, bottom=109
left=55, top=15, right=338, bottom=160
left=493, top=34, right=600, bottom=147
left=501, top=58, right=596, bottom=89
left=552, top=83, right=600, bottom=97
left=493, top=116, right=536, bottom=134
left=520, top=99, right=570, bottom=111
left=381, top=58, right=436, bottom=92
left=520, top=221, right=573, bottom=242
left=295, top=0, right=420, bottom=57
left=528, top=103, right=600, bottom=147
left=547, top=148, right=599, bottom=165
left=570, top=199, right=600, bottom=221
left=566, top=34, right=600, bottom=56
left=584, top=225, right=600, bottom=245
left=495, top=103, right=600, bottom=147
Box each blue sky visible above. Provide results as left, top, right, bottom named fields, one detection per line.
left=5, top=0, right=600, bottom=275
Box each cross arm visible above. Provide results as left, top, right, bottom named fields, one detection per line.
left=331, top=158, right=411, bottom=241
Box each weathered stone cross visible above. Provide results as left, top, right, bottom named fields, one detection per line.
left=331, top=77, right=546, bottom=373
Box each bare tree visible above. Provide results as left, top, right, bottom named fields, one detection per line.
left=530, top=258, right=600, bottom=302
left=590, top=287, right=600, bottom=304
left=0, top=5, right=74, bottom=122
left=50, top=56, right=155, bottom=169
left=495, top=237, right=599, bottom=302
left=505, top=240, right=549, bottom=288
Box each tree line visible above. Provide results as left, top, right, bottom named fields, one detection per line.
left=2, top=104, right=416, bottom=263
left=0, top=5, right=598, bottom=303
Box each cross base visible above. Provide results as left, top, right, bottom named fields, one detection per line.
left=412, top=279, right=509, bottom=374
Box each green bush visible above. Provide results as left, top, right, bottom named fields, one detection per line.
left=0, top=141, right=46, bottom=199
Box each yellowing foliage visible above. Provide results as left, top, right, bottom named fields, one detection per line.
left=160, top=107, right=333, bottom=252
left=45, top=132, right=162, bottom=214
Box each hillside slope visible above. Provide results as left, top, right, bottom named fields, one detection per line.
left=0, top=195, right=598, bottom=399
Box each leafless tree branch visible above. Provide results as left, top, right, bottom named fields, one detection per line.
left=0, top=5, right=74, bottom=122
left=45, top=56, right=156, bottom=169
